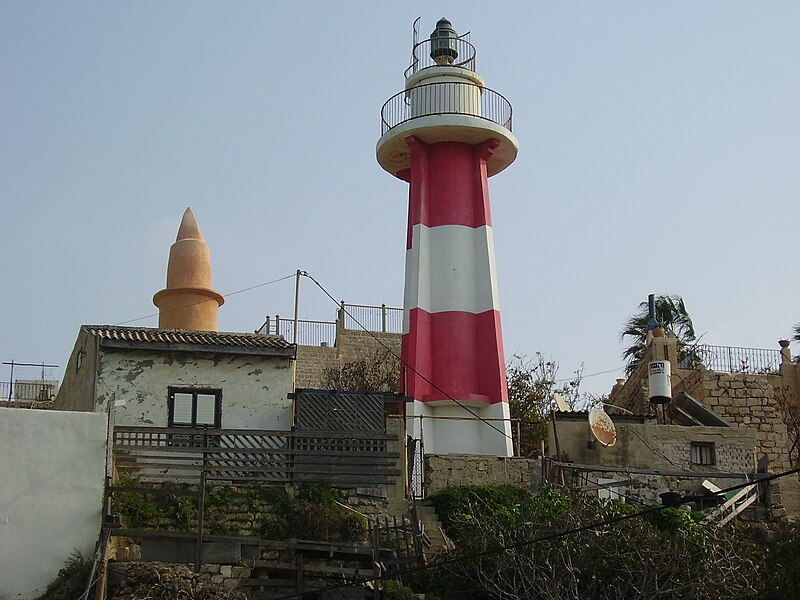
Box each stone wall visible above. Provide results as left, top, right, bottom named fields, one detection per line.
left=424, top=454, right=536, bottom=496
left=294, top=328, right=402, bottom=389
left=693, top=372, right=790, bottom=472
left=294, top=344, right=339, bottom=388
left=550, top=417, right=758, bottom=506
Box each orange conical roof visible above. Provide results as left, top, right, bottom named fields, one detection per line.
left=175, top=207, right=204, bottom=242
left=153, top=208, right=224, bottom=331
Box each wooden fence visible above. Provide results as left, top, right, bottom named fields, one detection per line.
left=113, top=426, right=401, bottom=487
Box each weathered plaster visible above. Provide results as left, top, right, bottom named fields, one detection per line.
left=95, top=348, right=294, bottom=430
left=54, top=328, right=98, bottom=412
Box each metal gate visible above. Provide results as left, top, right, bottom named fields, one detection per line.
left=407, top=437, right=424, bottom=499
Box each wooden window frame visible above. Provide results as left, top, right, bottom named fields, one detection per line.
left=690, top=441, right=716, bottom=466
left=168, top=387, right=222, bottom=429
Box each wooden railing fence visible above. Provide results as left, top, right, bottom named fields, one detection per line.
left=113, top=426, right=401, bottom=486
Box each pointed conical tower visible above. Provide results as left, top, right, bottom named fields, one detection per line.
left=153, top=208, right=224, bottom=331
left=377, top=19, right=518, bottom=456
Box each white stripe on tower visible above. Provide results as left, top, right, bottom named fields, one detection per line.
left=402, top=224, right=500, bottom=333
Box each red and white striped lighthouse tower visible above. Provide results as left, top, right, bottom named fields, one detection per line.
left=377, top=19, right=518, bottom=456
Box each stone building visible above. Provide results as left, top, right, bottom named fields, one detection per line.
left=595, top=333, right=800, bottom=519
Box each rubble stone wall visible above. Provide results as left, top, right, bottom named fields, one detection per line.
left=424, top=454, right=536, bottom=496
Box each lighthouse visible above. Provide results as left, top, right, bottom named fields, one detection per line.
left=377, top=19, right=518, bottom=456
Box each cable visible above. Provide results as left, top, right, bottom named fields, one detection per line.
left=302, top=272, right=514, bottom=443
left=113, top=273, right=296, bottom=326
left=264, top=464, right=800, bottom=600
left=554, top=366, right=624, bottom=382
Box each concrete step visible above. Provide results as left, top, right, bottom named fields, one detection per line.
left=413, top=501, right=454, bottom=558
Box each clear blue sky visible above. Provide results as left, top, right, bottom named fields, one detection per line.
left=2, top=1, right=798, bottom=396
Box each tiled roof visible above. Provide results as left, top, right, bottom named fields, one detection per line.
left=83, top=325, right=294, bottom=353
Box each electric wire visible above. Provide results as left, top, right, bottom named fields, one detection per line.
left=302, top=272, right=515, bottom=443
left=113, top=273, right=296, bottom=326
left=554, top=366, right=624, bottom=382
left=261, top=464, right=800, bottom=600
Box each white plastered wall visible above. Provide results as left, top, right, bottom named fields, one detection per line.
left=407, top=399, right=513, bottom=457
left=93, top=349, right=294, bottom=430
left=0, top=409, right=106, bottom=598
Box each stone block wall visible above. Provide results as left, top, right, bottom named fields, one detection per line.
left=689, top=371, right=798, bottom=518
left=693, top=372, right=790, bottom=473
left=294, top=328, right=401, bottom=389
left=294, top=345, right=339, bottom=388
left=424, top=454, right=536, bottom=496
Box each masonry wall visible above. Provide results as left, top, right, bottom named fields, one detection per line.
left=70, top=348, right=295, bottom=430
left=552, top=419, right=755, bottom=473
left=690, top=370, right=799, bottom=517
left=294, top=345, right=338, bottom=389
left=424, top=454, right=536, bottom=496
left=54, top=328, right=99, bottom=412
left=0, top=409, right=106, bottom=597
left=294, top=328, right=402, bottom=389
left=550, top=418, right=756, bottom=505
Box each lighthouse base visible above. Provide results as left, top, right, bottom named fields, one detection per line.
left=406, top=400, right=513, bottom=457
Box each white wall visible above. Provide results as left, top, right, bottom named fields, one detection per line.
left=0, top=409, right=106, bottom=598
left=408, top=399, right=513, bottom=457
left=95, top=350, right=294, bottom=430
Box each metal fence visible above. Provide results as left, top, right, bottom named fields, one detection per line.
left=257, top=303, right=403, bottom=347
left=0, top=381, right=58, bottom=402
left=257, top=316, right=336, bottom=346
left=687, top=344, right=782, bottom=374
left=339, top=302, right=403, bottom=334
left=380, top=81, right=513, bottom=135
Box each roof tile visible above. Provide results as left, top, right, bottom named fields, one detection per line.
left=83, top=325, right=293, bottom=351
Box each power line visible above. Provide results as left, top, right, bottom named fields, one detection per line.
left=113, top=273, right=296, bottom=326
left=265, top=464, right=800, bottom=599
left=302, top=272, right=515, bottom=443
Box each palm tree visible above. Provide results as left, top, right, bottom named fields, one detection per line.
left=793, top=323, right=800, bottom=343
left=620, top=295, right=696, bottom=376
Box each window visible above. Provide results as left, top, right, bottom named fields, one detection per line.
left=691, top=442, right=715, bottom=466
left=168, top=387, right=222, bottom=428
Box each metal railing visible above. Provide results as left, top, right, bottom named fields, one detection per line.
left=687, top=344, right=782, bottom=375
left=404, top=36, right=477, bottom=77
left=0, top=381, right=58, bottom=402
left=380, top=81, right=513, bottom=135
left=257, top=302, right=403, bottom=347
left=339, top=302, right=403, bottom=334
left=257, top=316, right=336, bottom=347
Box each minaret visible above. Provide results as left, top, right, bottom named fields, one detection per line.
left=377, top=19, right=518, bottom=456
left=153, top=208, right=224, bottom=331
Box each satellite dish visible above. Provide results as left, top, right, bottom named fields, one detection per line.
left=589, top=407, right=617, bottom=447
left=554, top=392, right=570, bottom=412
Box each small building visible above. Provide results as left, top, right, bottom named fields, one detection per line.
left=54, top=325, right=295, bottom=430
left=54, top=208, right=296, bottom=430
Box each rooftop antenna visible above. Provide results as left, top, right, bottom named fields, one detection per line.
left=646, top=293, right=660, bottom=332
left=588, top=407, right=617, bottom=447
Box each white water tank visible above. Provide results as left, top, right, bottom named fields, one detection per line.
left=648, top=360, right=671, bottom=404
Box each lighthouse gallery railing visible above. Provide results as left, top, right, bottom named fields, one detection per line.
left=381, top=81, right=513, bottom=135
